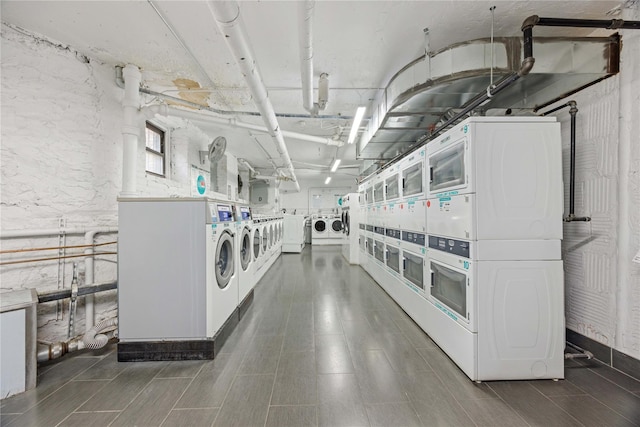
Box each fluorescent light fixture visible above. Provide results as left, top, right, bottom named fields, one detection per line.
left=330, top=159, right=341, bottom=172
left=347, top=106, right=366, bottom=144
left=324, top=176, right=332, bottom=185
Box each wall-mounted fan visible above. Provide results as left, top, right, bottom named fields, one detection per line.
left=208, top=136, right=227, bottom=163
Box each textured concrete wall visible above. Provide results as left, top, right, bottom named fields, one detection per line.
left=553, top=7, right=640, bottom=360
left=0, top=25, right=209, bottom=343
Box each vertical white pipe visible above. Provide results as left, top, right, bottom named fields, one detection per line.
left=121, top=64, right=142, bottom=197
left=298, top=0, right=315, bottom=114
left=84, top=230, right=98, bottom=332
left=208, top=1, right=300, bottom=192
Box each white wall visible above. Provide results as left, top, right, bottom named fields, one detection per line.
left=550, top=13, right=640, bottom=360
left=0, top=25, right=213, bottom=343
left=280, top=177, right=355, bottom=215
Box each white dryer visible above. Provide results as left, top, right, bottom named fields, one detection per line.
left=235, top=204, right=254, bottom=306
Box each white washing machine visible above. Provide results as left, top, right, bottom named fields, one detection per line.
left=235, top=204, right=254, bottom=306
left=312, top=215, right=328, bottom=243
left=117, top=198, right=238, bottom=361
left=251, top=219, right=264, bottom=284
left=328, top=216, right=344, bottom=239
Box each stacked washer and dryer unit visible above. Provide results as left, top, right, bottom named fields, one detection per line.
left=118, top=198, right=240, bottom=361
left=358, top=117, right=565, bottom=382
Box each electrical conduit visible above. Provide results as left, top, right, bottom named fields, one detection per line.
left=207, top=1, right=301, bottom=192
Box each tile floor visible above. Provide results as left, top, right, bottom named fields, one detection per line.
left=2, top=246, right=639, bottom=426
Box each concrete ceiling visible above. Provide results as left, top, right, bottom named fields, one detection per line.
left=1, top=0, right=622, bottom=188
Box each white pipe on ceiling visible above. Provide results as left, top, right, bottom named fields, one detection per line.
left=121, top=64, right=142, bottom=197
left=208, top=0, right=300, bottom=192
left=299, top=0, right=316, bottom=115
left=159, top=106, right=342, bottom=147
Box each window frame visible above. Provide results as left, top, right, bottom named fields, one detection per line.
left=145, top=122, right=166, bottom=178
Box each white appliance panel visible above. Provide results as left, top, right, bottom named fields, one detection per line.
left=477, top=260, right=564, bottom=380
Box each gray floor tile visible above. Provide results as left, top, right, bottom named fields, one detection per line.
left=161, top=408, right=219, bottom=427
left=58, top=411, right=120, bottom=427
left=282, top=332, right=315, bottom=352
left=365, top=402, right=421, bottom=427
left=156, top=360, right=206, bottom=378
left=550, top=395, right=637, bottom=427
left=75, top=352, right=127, bottom=380
left=316, top=342, right=354, bottom=374
left=213, top=374, right=274, bottom=427
left=78, top=363, right=164, bottom=411
left=457, top=398, right=528, bottom=426
left=489, top=381, right=583, bottom=426
left=315, top=310, right=343, bottom=334
left=110, top=377, right=191, bottom=427
left=0, top=414, right=20, bottom=426
left=238, top=348, right=281, bottom=374
left=411, top=398, right=476, bottom=427
left=317, top=373, right=363, bottom=403
left=199, top=352, right=242, bottom=374
left=318, top=402, right=370, bottom=427
left=417, top=348, right=497, bottom=400
left=315, top=333, right=348, bottom=350
left=175, top=368, right=236, bottom=408
left=278, top=351, right=316, bottom=376
left=352, top=350, right=407, bottom=403
left=580, top=359, right=640, bottom=393
left=364, top=311, right=401, bottom=333
left=271, top=374, right=317, bottom=405
left=266, top=405, right=317, bottom=427
left=565, top=366, right=640, bottom=425
left=530, top=378, right=587, bottom=396
left=6, top=380, right=108, bottom=427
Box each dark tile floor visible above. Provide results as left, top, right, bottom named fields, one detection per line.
left=2, top=246, right=640, bottom=426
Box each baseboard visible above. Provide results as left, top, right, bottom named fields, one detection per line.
left=566, top=329, right=640, bottom=381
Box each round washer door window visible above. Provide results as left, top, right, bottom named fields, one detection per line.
left=262, top=227, right=268, bottom=251
left=253, top=228, right=261, bottom=258
left=332, top=219, right=343, bottom=232
left=269, top=225, right=274, bottom=247
left=314, top=220, right=326, bottom=232
left=241, top=227, right=252, bottom=271
left=216, top=231, right=234, bottom=289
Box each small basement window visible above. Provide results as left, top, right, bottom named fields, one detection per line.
left=145, top=122, right=165, bottom=177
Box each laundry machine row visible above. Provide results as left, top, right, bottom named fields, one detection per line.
left=252, top=214, right=283, bottom=285
left=311, top=214, right=343, bottom=245
left=357, top=116, right=565, bottom=382
left=117, top=197, right=241, bottom=361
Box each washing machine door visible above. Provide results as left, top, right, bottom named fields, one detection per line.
left=262, top=226, right=268, bottom=252
left=253, top=228, right=261, bottom=258
left=240, top=227, right=252, bottom=271
left=332, top=219, right=343, bottom=233
left=215, top=230, right=235, bottom=289
left=314, top=219, right=326, bottom=233
left=269, top=225, right=274, bottom=247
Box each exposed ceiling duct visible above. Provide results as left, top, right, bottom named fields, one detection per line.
left=208, top=0, right=301, bottom=192
left=358, top=29, right=623, bottom=160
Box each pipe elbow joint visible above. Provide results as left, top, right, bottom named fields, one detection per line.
left=518, top=57, right=536, bottom=77
left=521, top=15, right=540, bottom=31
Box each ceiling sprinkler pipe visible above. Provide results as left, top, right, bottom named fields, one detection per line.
left=209, top=0, right=300, bottom=191
left=317, top=73, right=329, bottom=110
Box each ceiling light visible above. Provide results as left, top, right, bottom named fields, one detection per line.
left=324, top=176, right=332, bottom=185
left=347, top=106, right=366, bottom=144
left=330, top=159, right=341, bottom=172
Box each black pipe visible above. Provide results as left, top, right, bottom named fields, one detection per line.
left=536, top=17, right=640, bottom=30
left=541, top=101, right=591, bottom=222
left=38, top=281, right=118, bottom=303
